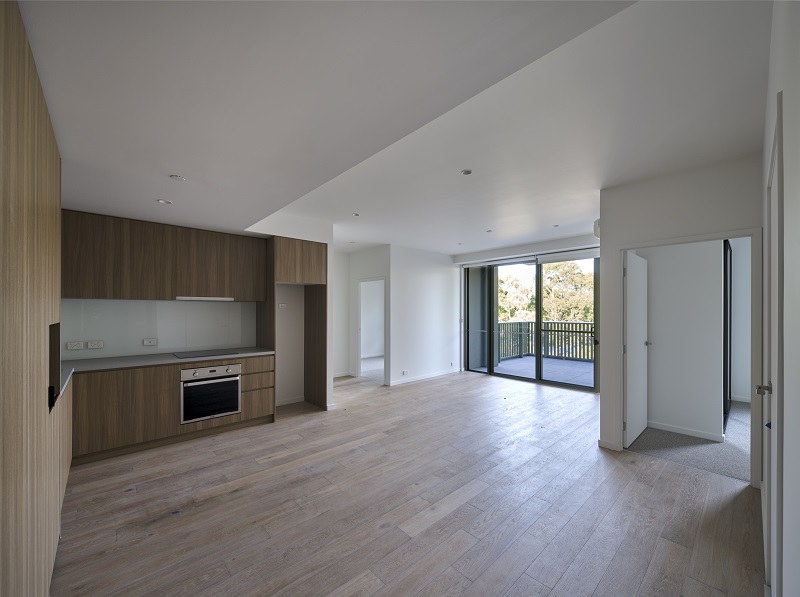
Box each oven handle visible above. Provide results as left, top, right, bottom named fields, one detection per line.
left=182, top=375, right=240, bottom=388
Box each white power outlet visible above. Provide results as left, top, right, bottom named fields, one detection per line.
left=143, top=338, right=158, bottom=346
left=402, top=370, right=408, bottom=375
left=87, top=340, right=104, bottom=349
left=66, top=341, right=83, bottom=350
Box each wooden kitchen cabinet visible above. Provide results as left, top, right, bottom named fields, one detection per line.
left=72, top=370, right=133, bottom=456
left=71, top=354, right=275, bottom=460
left=230, top=234, right=267, bottom=301
left=125, top=219, right=177, bottom=300
left=242, top=388, right=275, bottom=419
left=129, top=364, right=182, bottom=442
left=63, top=210, right=268, bottom=301
left=62, top=210, right=127, bottom=299
left=176, top=227, right=231, bottom=298
left=272, top=236, right=327, bottom=284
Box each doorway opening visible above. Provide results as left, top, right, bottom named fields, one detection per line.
left=358, top=279, right=385, bottom=384
left=465, top=256, right=597, bottom=390
left=622, top=237, right=753, bottom=483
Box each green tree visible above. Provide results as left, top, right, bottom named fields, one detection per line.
left=498, top=274, right=536, bottom=322
left=541, top=262, right=594, bottom=322
left=497, top=263, right=594, bottom=323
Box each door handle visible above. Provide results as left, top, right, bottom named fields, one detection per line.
left=756, top=383, right=772, bottom=395
left=644, top=341, right=652, bottom=347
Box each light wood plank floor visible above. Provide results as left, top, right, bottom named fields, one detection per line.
left=50, top=372, right=765, bottom=597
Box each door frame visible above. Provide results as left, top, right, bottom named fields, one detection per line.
left=762, top=90, right=784, bottom=594
left=618, top=229, right=762, bottom=487
left=356, top=277, right=387, bottom=384
left=464, top=257, right=598, bottom=390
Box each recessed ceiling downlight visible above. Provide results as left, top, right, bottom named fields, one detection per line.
left=157, top=199, right=173, bottom=205
left=169, top=174, right=186, bottom=182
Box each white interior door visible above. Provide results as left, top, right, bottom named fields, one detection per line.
left=763, top=92, right=784, bottom=596
left=624, top=251, right=649, bottom=448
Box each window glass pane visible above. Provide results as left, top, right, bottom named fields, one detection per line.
left=494, top=263, right=536, bottom=380
left=540, top=258, right=596, bottom=387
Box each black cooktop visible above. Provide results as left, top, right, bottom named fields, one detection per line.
left=172, top=349, right=241, bottom=359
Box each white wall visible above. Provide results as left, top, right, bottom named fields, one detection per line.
left=765, top=3, right=800, bottom=592
left=360, top=280, right=384, bottom=358
left=275, top=284, right=305, bottom=405
left=61, top=299, right=256, bottom=360
left=637, top=241, right=723, bottom=441
left=332, top=250, right=350, bottom=377
left=349, top=245, right=391, bottom=379
left=599, top=154, right=762, bottom=451
left=729, top=236, right=752, bottom=402
left=389, top=245, right=460, bottom=385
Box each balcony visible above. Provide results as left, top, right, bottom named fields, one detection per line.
left=475, top=321, right=595, bottom=386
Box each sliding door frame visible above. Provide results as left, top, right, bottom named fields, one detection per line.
left=464, top=256, right=599, bottom=392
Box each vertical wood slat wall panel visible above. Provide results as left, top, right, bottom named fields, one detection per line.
left=1, top=2, right=65, bottom=595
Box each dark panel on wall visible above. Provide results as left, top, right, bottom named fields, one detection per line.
left=304, top=284, right=328, bottom=409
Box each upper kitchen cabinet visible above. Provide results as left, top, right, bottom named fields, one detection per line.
left=62, top=210, right=127, bottom=298
left=126, top=219, right=177, bottom=300
left=272, top=236, right=327, bottom=284
left=230, top=234, right=268, bottom=301
left=62, top=211, right=177, bottom=300
left=63, top=210, right=267, bottom=301
left=176, top=228, right=231, bottom=298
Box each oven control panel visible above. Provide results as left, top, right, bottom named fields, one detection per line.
left=180, top=363, right=241, bottom=381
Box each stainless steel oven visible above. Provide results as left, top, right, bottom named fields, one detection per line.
left=180, top=364, right=242, bottom=424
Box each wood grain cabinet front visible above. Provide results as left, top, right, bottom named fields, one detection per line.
left=129, top=365, right=182, bottom=443
left=72, top=355, right=275, bottom=458
left=272, top=236, right=327, bottom=285
left=63, top=210, right=268, bottom=301
left=230, top=234, right=268, bottom=301
left=125, top=219, right=177, bottom=300
left=62, top=210, right=127, bottom=299
left=72, top=370, right=133, bottom=456
left=176, top=227, right=231, bottom=298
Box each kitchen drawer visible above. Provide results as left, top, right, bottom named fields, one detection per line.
left=242, top=371, right=274, bottom=392
left=240, top=355, right=274, bottom=373
left=242, top=388, right=274, bottom=419
left=181, top=355, right=274, bottom=374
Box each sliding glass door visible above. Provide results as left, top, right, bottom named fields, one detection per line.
left=540, top=258, right=597, bottom=386
left=494, top=263, right=537, bottom=380
left=465, top=266, right=492, bottom=373
left=465, top=256, right=597, bottom=389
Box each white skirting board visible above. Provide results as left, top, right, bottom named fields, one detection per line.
left=647, top=420, right=724, bottom=442
left=388, top=368, right=457, bottom=386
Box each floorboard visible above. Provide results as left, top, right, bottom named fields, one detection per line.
left=50, top=372, right=765, bottom=596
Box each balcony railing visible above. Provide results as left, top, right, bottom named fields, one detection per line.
left=497, top=321, right=595, bottom=362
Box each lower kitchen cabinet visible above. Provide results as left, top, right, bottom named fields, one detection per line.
left=242, top=388, right=275, bottom=419
left=72, top=370, right=134, bottom=456
left=72, top=354, right=276, bottom=459
left=130, top=364, right=182, bottom=443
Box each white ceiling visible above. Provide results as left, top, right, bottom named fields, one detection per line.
left=20, top=2, right=772, bottom=257
left=20, top=0, right=630, bottom=236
